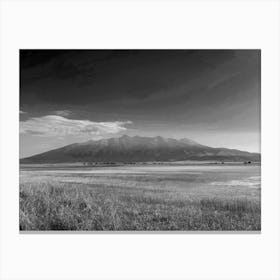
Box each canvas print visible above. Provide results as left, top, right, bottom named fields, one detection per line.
left=19, top=50, right=261, bottom=231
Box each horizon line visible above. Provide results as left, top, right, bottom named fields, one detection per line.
left=20, top=134, right=260, bottom=159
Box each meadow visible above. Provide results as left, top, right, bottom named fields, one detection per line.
left=19, top=163, right=261, bottom=231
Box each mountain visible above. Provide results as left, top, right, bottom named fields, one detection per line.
left=20, top=135, right=261, bottom=163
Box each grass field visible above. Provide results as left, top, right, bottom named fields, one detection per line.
left=19, top=164, right=261, bottom=231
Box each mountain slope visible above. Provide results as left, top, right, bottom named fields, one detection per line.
left=20, top=135, right=260, bottom=163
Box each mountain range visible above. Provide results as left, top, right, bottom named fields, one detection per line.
left=20, top=135, right=260, bottom=163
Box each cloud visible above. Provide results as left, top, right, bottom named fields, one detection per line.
left=53, top=110, right=72, bottom=117
left=20, top=115, right=132, bottom=138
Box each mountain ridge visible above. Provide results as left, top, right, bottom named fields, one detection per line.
left=20, top=135, right=260, bottom=163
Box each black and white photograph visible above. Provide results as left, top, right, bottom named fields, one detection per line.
left=19, top=50, right=261, bottom=231
left=2, top=0, right=280, bottom=279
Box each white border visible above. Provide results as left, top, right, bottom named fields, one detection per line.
left=1, top=0, right=280, bottom=279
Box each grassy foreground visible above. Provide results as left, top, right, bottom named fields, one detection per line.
left=20, top=180, right=261, bottom=231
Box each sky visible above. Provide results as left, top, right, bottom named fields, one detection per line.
left=20, top=50, right=261, bottom=158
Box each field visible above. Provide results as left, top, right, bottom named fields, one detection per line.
left=19, top=163, right=261, bottom=231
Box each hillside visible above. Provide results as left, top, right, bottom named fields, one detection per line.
left=20, top=135, right=261, bottom=163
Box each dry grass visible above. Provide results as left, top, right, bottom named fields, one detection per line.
left=19, top=177, right=261, bottom=231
